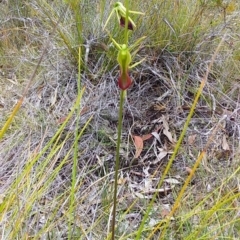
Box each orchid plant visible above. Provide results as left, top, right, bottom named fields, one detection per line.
left=103, top=1, right=145, bottom=239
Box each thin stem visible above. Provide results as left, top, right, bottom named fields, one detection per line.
left=111, top=89, right=125, bottom=240
left=111, top=1, right=129, bottom=239
left=124, top=0, right=129, bottom=45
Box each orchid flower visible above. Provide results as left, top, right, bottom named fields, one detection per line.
left=103, top=2, right=144, bottom=30
left=117, top=44, right=132, bottom=90
left=110, top=36, right=146, bottom=90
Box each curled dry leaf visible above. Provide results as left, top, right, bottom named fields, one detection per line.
left=162, top=116, right=174, bottom=143
left=132, top=135, right=143, bottom=158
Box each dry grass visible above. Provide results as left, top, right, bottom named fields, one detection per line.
left=0, top=0, right=240, bottom=239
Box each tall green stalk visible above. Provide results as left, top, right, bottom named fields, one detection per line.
left=111, top=1, right=130, bottom=239
left=111, top=89, right=125, bottom=239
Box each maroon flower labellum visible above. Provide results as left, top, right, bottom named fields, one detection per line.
left=119, top=16, right=134, bottom=30
left=118, top=70, right=132, bottom=90
left=103, top=2, right=144, bottom=31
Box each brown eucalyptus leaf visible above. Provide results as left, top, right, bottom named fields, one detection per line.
left=133, top=135, right=143, bottom=158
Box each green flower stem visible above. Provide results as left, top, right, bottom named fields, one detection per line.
left=124, top=0, right=129, bottom=44
left=111, top=89, right=125, bottom=240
